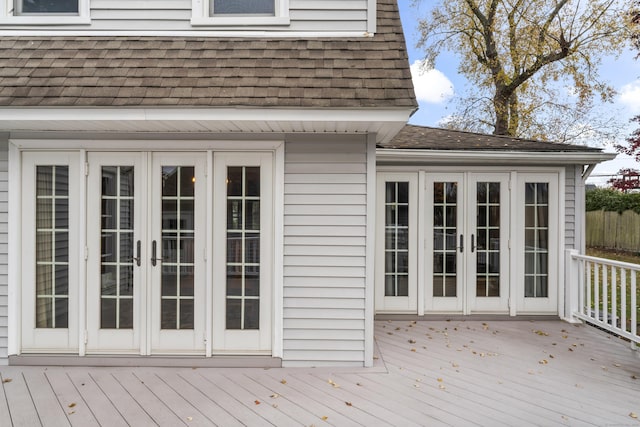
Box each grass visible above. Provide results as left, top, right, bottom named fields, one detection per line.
left=584, top=247, right=639, bottom=339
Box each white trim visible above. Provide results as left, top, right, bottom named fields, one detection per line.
left=509, top=171, right=518, bottom=316
left=377, top=149, right=616, bottom=165
left=271, top=141, right=285, bottom=359
left=205, top=150, right=214, bottom=357
left=191, top=0, right=290, bottom=27
left=12, top=139, right=285, bottom=151
left=0, top=30, right=371, bottom=37
left=417, top=170, right=425, bottom=316
left=78, top=150, right=87, bottom=356
left=7, top=142, right=21, bottom=356
left=364, top=135, right=376, bottom=367
left=0, top=0, right=90, bottom=24
left=558, top=167, right=566, bottom=319
left=366, top=0, right=376, bottom=34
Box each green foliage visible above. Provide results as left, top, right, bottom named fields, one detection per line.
left=586, top=187, right=640, bottom=214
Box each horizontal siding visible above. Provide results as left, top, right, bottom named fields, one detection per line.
left=282, top=138, right=368, bottom=367
left=565, top=165, right=576, bottom=249
left=0, top=142, right=6, bottom=359
left=9, top=0, right=368, bottom=32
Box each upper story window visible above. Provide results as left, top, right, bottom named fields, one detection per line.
left=191, top=0, right=289, bottom=26
left=212, top=0, right=274, bottom=16
left=16, top=0, right=78, bottom=14
left=0, top=0, right=89, bottom=23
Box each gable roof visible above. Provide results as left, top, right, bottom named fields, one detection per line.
left=0, top=0, right=417, bottom=110
left=380, top=124, right=603, bottom=152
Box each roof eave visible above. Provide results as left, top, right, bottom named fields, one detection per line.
left=0, top=107, right=414, bottom=144
left=376, top=148, right=616, bottom=165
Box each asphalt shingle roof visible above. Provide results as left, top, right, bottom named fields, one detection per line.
left=0, top=0, right=417, bottom=109
left=380, top=124, right=604, bottom=152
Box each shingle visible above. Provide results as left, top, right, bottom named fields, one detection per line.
left=380, top=125, right=604, bottom=152
left=0, top=0, right=416, bottom=109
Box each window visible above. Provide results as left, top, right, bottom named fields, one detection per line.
left=191, top=0, right=289, bottom=26
left=212, top=0, right=274, bottom=15
left=384, top=182, right=409, bottom=297
left=524, top=182, right=549, bottom=298
left=0, top=0, right=89, bottom=23
left=16, top=0, right=78, bottom=15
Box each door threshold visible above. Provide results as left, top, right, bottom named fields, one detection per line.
left=375, top=314, right=560, bottom=321
left=9, top=354, right=282, bottom=368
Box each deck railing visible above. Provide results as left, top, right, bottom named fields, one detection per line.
left=570, top=252, right=639, bottom=349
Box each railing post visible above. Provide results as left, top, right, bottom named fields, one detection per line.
left=565, top=249, right=581, bottom=323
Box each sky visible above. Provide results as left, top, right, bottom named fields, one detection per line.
left=396, top=2, right=640, bottom=186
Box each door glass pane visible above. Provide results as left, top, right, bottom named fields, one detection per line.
left=476, top=182, right=501, bottom=297
left=384, top=182, right=409, bottom=296
left=433, top=182, right=457, bottom=297
left=524, top=183, right=549, bottom=297
left=35, top=166, right=69, bottom=329
left=100, top=166, right=135, bottom=329
left=226, top=166, right=261, bottom=330
left=161, top=166, right=195, bottom=329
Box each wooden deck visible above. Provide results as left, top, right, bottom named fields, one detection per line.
left=1, top=320, right=639, bottom=426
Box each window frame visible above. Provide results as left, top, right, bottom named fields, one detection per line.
left=0, top=0, right=90, bottom=24
left=191, top=0, right=290, bottom=27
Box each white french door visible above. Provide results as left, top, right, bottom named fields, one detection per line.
left=425, top=173, right=510, bottom=314
left=86, top=152, right=206, bottom=355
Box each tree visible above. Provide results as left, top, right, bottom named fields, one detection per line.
left=608, top=168, right=640, bottom=192
left=614, top=1, right=640, bottom=160
left=416, top=0, right=630, bottom=142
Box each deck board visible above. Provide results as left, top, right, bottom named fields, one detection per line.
left=1, top=320, right=639, bottom=427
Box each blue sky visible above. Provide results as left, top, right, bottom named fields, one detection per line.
left=396, top=2, right=640, bottom=185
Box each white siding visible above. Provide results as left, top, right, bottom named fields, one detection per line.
left=4, top=0, right=368, bottom=32
left=565, top=165, right=576, bottom=250
left=282, top=137, right=368, bottom=367
left=0, top=140, right=7, bottom=360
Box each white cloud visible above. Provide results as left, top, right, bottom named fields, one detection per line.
left=410, top=59, right=454, bottom=104
left=618, top=80, right=640, bottom=115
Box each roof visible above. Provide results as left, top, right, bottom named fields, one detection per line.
left=0, top=0, right=417, bottom=110
left=380, top=124, right=604, bottom=152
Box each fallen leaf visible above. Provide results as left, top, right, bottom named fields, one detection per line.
left=534, top=330, right=549, bottom=336
left=451, top=363, right=459, bottom=368
left=438, top=384, right=446, bottom=390
left=539, top=360, right=548, bottom=365
left=68, top=411, right=75, bottom=415
left=328, top=379, right=340, bottom=388
left=2, top=378, right=11, bottom=383
left=280, top=379, right=287, bottom=384
left=270, top=393, right=279, bottom=398
left=632, top=375, right=638, bottom=380
left=345, top=402, right=352, bottom=406
left=321, top=416, right=328, bottom=421
left=254, top=400, right=261, bottom=405
left=614, top=363, right=621, bottom=367
left=395, top=327, right=401, bottom=331
left=68, top=403, right=76, bottom=408
left=408, top=339, right=416, bottom=344
left=568, top=348, right=574, bottom=352
left=186, top=416, right=193, bottom=421
left=410, top=348, right=416, bottom=352
left=630, top=412, right=638, bottom=419
left=437, top=378, right=443, bottom=382
left=549, top=355, right=555, bottom=359
left=414, top=384, right=420, bottom=388
left=272, top=404, right=278, bottom=408
left=387, top=332, right=394, bottom=335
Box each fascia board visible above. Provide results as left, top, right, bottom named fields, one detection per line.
left=376, top=148, right=617, bottom=165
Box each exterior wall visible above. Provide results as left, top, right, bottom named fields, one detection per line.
left=565, top=165, right=577, bottom=250
left=1, top=0, right=369, bottom=32
left=0, top=139, right=7, bottom=361
left=282, top=136, right=368, bottom=367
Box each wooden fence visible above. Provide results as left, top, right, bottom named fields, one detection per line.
left=586, top=210, right=640, bottom=252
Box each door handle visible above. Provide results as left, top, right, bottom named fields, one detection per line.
left=459, top=234, right=464, bottom=253
left=132, top=240, right=141, bottom=267
left=471, top=234, right=476, bottom=253
left=151, top=240, right=158, bottom=266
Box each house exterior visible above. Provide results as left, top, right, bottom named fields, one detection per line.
left=0, top=0, right=614, bottom=368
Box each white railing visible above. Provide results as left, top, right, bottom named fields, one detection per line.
left=570, top=252, right=639, bottom=349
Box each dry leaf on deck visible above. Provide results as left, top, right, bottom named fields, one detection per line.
left=68, top=403, right=76, bottom=408
left=254, top=400, right=261, bottom=405
left=408, top=339, right=416, bottom=344
left=270, top=393, right=279, bottom=398
left=280, top=379, right=287, bottom=384
left=630, top=412, right=638, bottom=419
left=2, top=378, right=11, bottom=383
left=321, top=416, right=329, bottom=421
left=345, top=402, right=352, bottom=406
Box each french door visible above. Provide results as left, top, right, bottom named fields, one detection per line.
left=86, top=152, right=206, bottom=354
left=425, top=173, right=510, bottom=314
